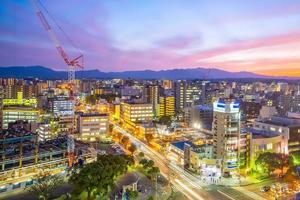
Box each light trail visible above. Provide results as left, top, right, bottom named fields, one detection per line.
left=175, top=179, right=205, bottom=200
left=217, top=190, right=236, bottom=200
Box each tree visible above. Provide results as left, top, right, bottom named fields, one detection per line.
left=121, top=136, right=130, bottom=147
left=277, top=153, right=289, bottom=174
left=138, top=152, right=144, bottom=158
left=26, top=174, right=64, bottom=200
left=285, top=151, right=300, bottom=180
left=139, top=159, right=160, bottom=179
left=158, top=116, right=172, bottom=126
left=128, top=144, right=137, bottom=155
left=255, top=152, right=279, bottom=175
left=290, top=151, right=300, bottom=166
left=127, top=189, right=138, bottom=199
left=255, top=152, right=289, bottom=176
left=148, top=167, right=160, bottom=180
left=69, top=155, right=134, bottom=199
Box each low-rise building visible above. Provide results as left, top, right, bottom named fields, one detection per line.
left=254, top=115, right=300, bottom=154
left=2, top=106, right=39, bottom=129
left=51, top=96, right=75, bottom=116
left=77, top=113, right=109, bottom=141
left=138, top=123, right=156, bottom=140
left=121, top=102, right=153, bottom=127
left=170, top=141, right=216, bottom=174
left=244, top=128, right=288, bottom=169
left=3, top=92, right=37, bottom=107
left=0, top=128, right=68, bottom=193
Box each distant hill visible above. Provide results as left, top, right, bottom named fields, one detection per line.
left=0, top=65, right=273, bottom=80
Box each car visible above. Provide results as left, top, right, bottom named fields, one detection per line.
left=260, top=186, right=271, bottom=192
left=278, top=173, right=284, bottom=178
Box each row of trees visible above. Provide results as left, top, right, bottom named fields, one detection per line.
left=112, top=131, right=137, bottom=154
left=26, top=155, right=134, bottom=200
left=255, top=151, right=300, bottom=179
left=139, top=158, right=160, bottom=180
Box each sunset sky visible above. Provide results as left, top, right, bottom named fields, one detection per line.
left=1, top=0, right=300, bottom=76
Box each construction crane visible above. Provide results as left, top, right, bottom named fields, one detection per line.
left=32, top=0, right=83, bottom=85
left=32, top=0, right=83, bottom=167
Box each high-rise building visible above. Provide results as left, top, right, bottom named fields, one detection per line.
left=149, top=85, right=161, bottom=117
left=157, top=96, right=175, bottom=118
left=190, top=105, right=213, bottom=131
left=277, top=82, right=289, bottom=93
left=174, top=81, right=201, bottom=112
left=278, top=94, right=292, bottom=115
left=186, top=83, right=201, bottom=107
left=174, top=80, right=187, bottom=113
left=212, top=99, right=241, bottom=176
left=163, top=80, right=172, bottom=90
left=0, top=86, right=3, bottom=130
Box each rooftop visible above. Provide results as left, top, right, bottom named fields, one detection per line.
left=193, top=104, right=213, bottom=111
left=244, top=128, right=279, bottom=138
left=79, top=112, right=108, bottom=117
left=0, top=128, right=36, bottom=140
left=257, top=116, right=300, bottom=127
left=171, top=141, right=194, bottom=151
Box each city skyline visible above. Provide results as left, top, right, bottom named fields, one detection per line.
left=1, top=0, right=300, bottom=76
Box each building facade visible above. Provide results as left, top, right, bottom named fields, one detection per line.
left=121, top=102, right=153, bottom=126
left=212, top=99, right=241, bottom=176
left=77, top=113, right=109, bottom=140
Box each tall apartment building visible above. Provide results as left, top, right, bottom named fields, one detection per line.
left=149, top=85, right=161, bottom=117
left=278, top=94, right=300, bottom=115
left=212, top=99, right=241, bottom=176
left=174, top=80, right=187, bottom=113
left=157, top=96, right=175, bottom=118
left=174, top=81, right=201, bottom=113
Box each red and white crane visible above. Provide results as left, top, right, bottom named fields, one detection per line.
left=32, top=0, right=83, bottom=84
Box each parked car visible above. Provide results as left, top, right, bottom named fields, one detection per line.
left=260, top=186, right=271, bottom=192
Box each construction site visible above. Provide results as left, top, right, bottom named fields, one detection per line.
left=0, top=126, right=96, bottom=193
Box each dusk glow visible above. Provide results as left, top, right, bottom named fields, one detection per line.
left=1, top=0, right=300, bottom=76
left=1, top=1, right=300, bottom=199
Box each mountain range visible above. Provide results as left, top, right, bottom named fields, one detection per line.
left=0, top=65, right=278, bottom=80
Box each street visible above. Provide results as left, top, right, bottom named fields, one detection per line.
left=112, top=122, right=262, bottom=200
